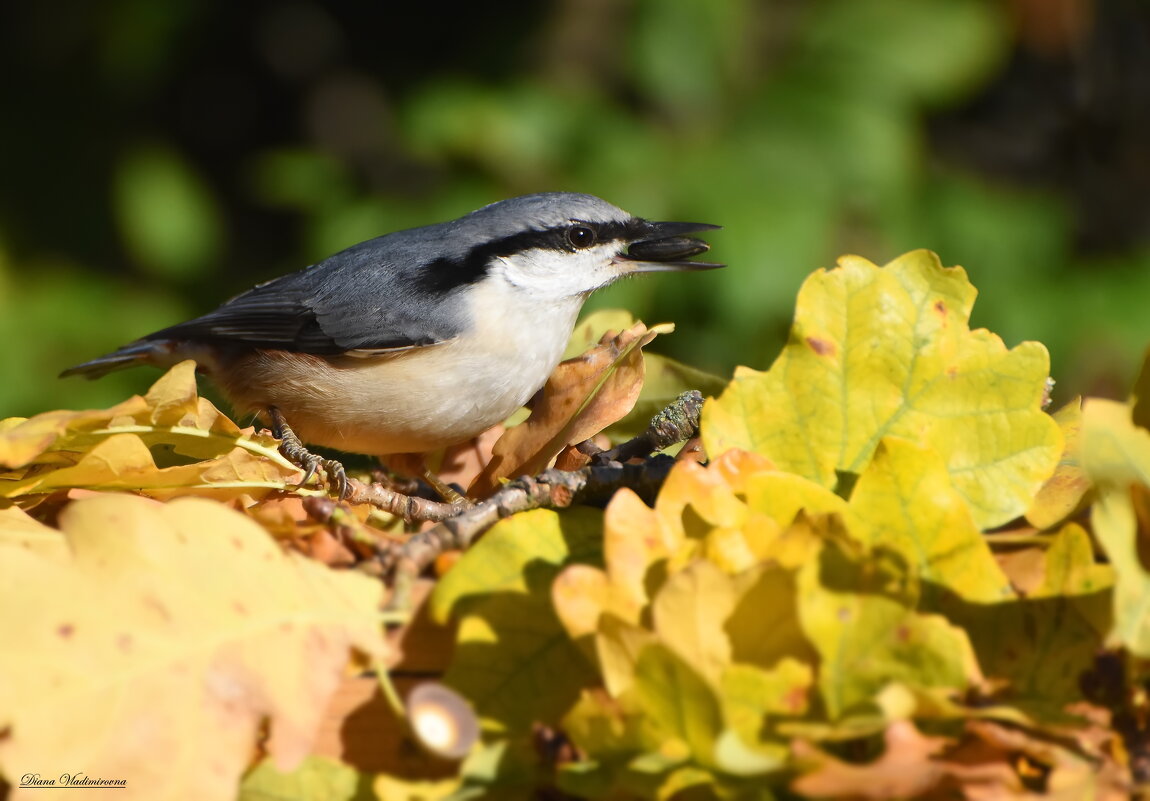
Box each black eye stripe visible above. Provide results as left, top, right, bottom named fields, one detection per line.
left=484, top=219, right=645, bottom=257
left=418, top=218, right=648, bottom=293
left=586, top=219, right=646, bottom=245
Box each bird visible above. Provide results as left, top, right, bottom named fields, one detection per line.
left=62, top=192, right=722, bottom=495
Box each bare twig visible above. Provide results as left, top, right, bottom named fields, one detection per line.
left=329, top=390, right=706, bottom=611
left=596, top=390, right=704, bottom=463
left=384, top=456, right=678, bottom=611
left=341, top=478, right=464, bottom=522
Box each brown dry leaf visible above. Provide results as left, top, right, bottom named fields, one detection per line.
left=436, top=425, right=505, bottom=491
left=995, top=546, right=1050, bottom=595
left=0, top=493, right=386, bottom=801
left=793, top=715, right=1131, bottom=801
left=301, top=528, right=360, bottom=567
left=554, top=433, right=610, bottom=472
left=791, top=721, right=957, bottom=799
left=468, top=322, right=671, bottom=497
left=241, top=496, right=318, bottom=539
left=943, top=717, right=1131, bottom=799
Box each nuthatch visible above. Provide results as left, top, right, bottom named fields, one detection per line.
left=63, top=193, right=722, bottom=493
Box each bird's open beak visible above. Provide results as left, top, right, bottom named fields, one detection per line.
left=617, top=221, right=724, bottom=273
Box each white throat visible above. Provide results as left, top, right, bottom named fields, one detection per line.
left=492, top=243, right=623, bottom=301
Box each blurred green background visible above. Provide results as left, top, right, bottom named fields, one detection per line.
left=2, top=0, right=1148, bottom=417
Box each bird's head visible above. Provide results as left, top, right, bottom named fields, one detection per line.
left=457, top=192, right=723, bottom=302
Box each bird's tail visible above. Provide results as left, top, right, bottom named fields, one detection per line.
left=59, top=340, right=173, bottom=379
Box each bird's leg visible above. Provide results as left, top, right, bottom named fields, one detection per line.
left=268, top=406, right=349, bottom=499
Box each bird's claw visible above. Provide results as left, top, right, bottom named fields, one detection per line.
left=325, top=459, right=349, bottom=500
left=269, top=406, right=350, bottom=499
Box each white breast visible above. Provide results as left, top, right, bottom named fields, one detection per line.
left=216, top=277, right=585, bottom=456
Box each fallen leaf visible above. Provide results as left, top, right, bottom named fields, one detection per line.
left=0, top=361, right=298, bottom=503
left=0, top=505, right=68, bottom=558
left=444, top=592, right=598, bottom=733
left=0, top=494, right=386, bottom=801
left=594, top=614, right=657, bottom=697
left=552, top=488, right=671, bottom=643
left=631, top=643, right=724, bottom=770
left=721, top=659, right=812, bottom=746
left=469, top=322, right=671, bottom=496
left=725, top=563, right=815, bottom=669
left=435, top=425, right=505, bottom=492
left=791, top=720, right=953, bottom=799
left=429, top=507, right=603, bottom=624
left=1, top=432, right=297, bottom=499
left=429, top=508, right=604, bottom=732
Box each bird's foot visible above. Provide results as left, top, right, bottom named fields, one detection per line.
left=268, top=407, right=349, bottom=499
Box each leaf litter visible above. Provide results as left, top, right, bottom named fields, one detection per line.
left=0, top=254, right=1145, bottom=799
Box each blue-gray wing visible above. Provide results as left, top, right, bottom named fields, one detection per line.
left=146, top=234, right=471, bottom=354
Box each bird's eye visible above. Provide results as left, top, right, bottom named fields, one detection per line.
left=566, top=224, right=596, bottom=249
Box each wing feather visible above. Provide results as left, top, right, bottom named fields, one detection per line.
left=144, top=234, right=468, bottom=354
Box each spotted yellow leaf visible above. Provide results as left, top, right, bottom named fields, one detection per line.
left=702, top=250, right=1062, bottom=529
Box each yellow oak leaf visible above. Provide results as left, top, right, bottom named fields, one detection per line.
left=0, top=505, right=68, bottom=557
left=1082, top=397, right=1150, bottom=654
left=1, top=432, right=295, bottom=499
left=702, top=250, right=1062, bottom=529
left=652, top=560, right=737, bottom=686
left=1, top=361, right=298, bottom=501
left=0, top=494, right=386, bottom=801
left=798, top=536, right=981, bottom=718
left=427, top=509, right=603, bottom=732
left=1026, top=398, right=1091, bottom=530
left=845, top=437, right=1012, bottom=603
